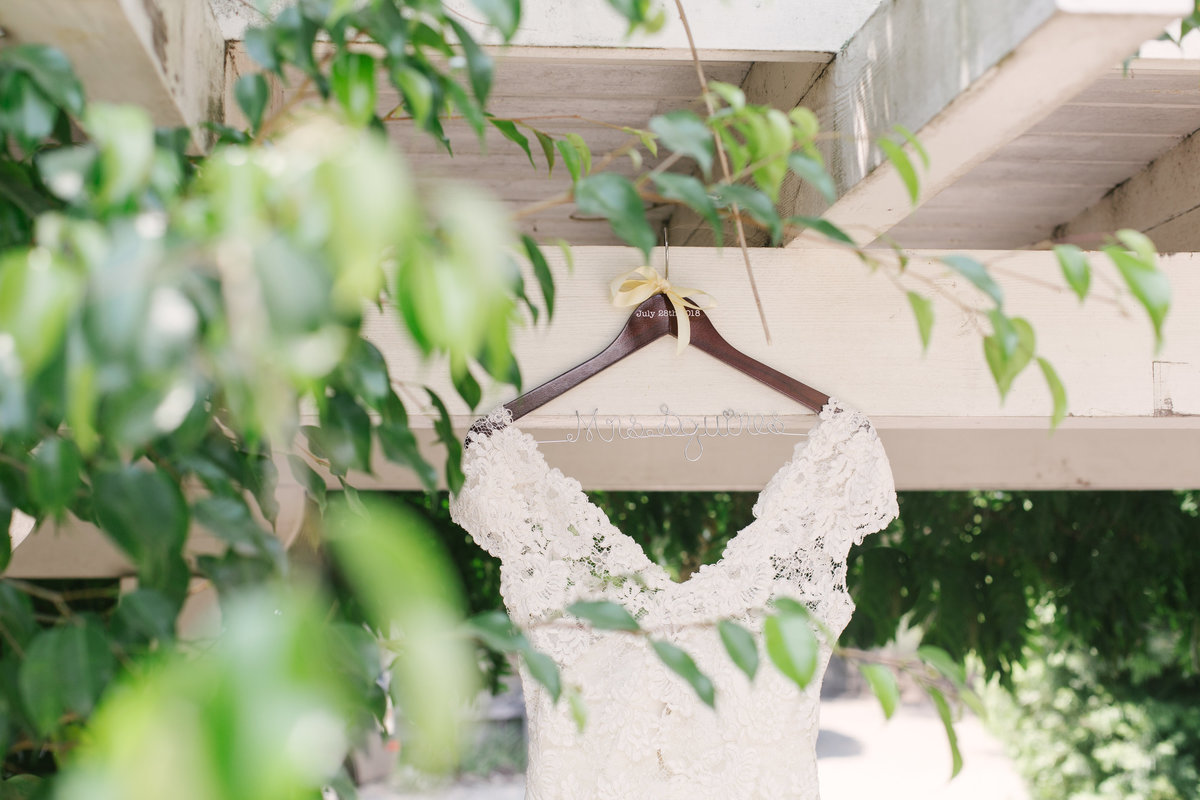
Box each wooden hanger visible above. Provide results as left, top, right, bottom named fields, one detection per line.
left=472, top=291, right=830, bottom=437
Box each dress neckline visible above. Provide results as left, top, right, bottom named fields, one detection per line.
left=462, top=398, right=861, bottom=592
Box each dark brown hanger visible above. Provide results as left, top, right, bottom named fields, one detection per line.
left=471, top=291, right=830, bottom=438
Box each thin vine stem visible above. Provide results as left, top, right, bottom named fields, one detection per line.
left=671, top=0, right=772, bottom=344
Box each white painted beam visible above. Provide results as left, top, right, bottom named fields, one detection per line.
left=782, top=0, right=1190, bottom=246
left=212, top=0, right=883, bottom=59
left=6, top=479, right=307, bottom=580
left=1, top=0, right=225, bottom=133
left=355, top=245, right=1200, bottom=491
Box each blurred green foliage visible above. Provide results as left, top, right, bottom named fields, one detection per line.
left=0, top=0, right=1191, bottom=796
left=989, top=633, right=1200, bottom=800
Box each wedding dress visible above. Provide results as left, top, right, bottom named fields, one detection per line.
left=449, top=399, right=898, bottom=800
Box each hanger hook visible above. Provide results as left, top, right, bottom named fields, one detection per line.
left=663, top=225, right=669, bottom=279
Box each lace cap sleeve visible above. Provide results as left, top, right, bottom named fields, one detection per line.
left=754, top=400, right=899, bottom=563
left=448, top=407, right=538, bottom=561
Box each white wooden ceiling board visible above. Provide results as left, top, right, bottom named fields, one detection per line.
left=392, top=122, right=664, bottom=157
left=926, top=181, right=1111, bottom=210
left=961, top=158, right=1149, bottom=186
left=879, top=227, right=1060, bottom=250
left=988, top=133, right=1184, bottom=163
left=1030, top=102, right=1200, bottom=135
left=480, top=60, right=750, bottom=99
left=1145, top=206, right=1200, bottom=251
left=895, top=205, right=1083, bottom=228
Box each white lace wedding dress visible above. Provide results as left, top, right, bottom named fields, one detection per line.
left=449, top=399, right=898, bottom=800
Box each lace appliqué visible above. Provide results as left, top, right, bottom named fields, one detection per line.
left=450, top=399, right=899, bottom=800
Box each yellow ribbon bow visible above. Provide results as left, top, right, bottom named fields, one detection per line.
left=609, top=266, right=716, bottom=354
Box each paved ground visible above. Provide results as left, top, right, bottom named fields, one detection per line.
left=360, top=696, right=1030, bottom=800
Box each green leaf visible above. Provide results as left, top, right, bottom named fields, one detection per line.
left=879, top=138, right=920, bottom=205
left=521, top=235, right=555, bottom=319
left=0, top=44, right=85, bottom=116
left=565, top=133, right=592, bottom=175
left=940, top=255, right=1004, bottom=307
left=488, top=118, right=534, bottom=167
left=621, top=126, right=658, bottom=157
left=85, top=104, right=156, bottom=206
left=111, top=588, right=177, bottom=647
left=379, top=393, right=438, bottom=492
left=92, top=466, right=189, bottom=602
left=1054, top=244, right=1090, bottom=302
left=532, top=129, right=556, bottom=174
left=233, top=73, right=270, bottom=134
left=574, top=173, right=656, bottom=258
left=392, top=66, right=434, bottom=126
left=0, top=248, right=81, bottom=374
left=566, top=685, right=587, bottom=731
left=1037, top=357, right=1068, bottom=430
left=918, top=645, right=967, bottom=687
left=649, top=110, right=714, bottom=178
left=339, top=339, right=392, bottom=412
left=447, top=19, right=493, bottom=105
left=19, top=621, right=116, bottom=736
left=286, top=454, right=328, bottom=511
left=893, top=124, right=930, bottom=169
left=330, top=51, right=378, bottom=127
left=1116, top=228, right=1157, bottom=263
left=316, top=391, right=373, bottom=475
left=906, top=292, right=934, bottom=353
left=522, top=649, right=562, bottom=702
left=787, top=152, right=836, bottom=204
left=0, top=73, right=58, bottom=145
left=983, top=314, right=1035, bottom=400
left=244, top=26, right=281, bottom=73
left=651, top=640, right=716, bottom=708
left=764, top=613, right=818, bottom=689
left=1105, top=243, right=1170, bottom=348
left=427, top=389, right=463, bottom=494
left=0, top=584, right=38, bottom=648
left=29, top=437, right=82, bottom=516
left=556, top=138, right=583, bottom=183
left=467, top=610, right=527, bottom=652
left=326, top=496, right=475, bottom=773
left=788, top=107, right=819, bottom=142
left=653, top=173, right=722, bottom=247
left=471, top=0, right=522, bottom=40
left=713, top=184, right=782, bottom=245
left=567, top=600, right=640, bottom=632
left=717, top=619, right=758, bottom=681
left=928, top=686, right=964, bottom=778
left=0, top=518, right=11, bottom=574
left=555, top=239, right=575, bottom=274
left=450, top=355, right=482, bottom=411
left=787, top=214, right=854, bottom=246
left=859, top=663, right=900, bottom=720
left=0, top=775, right=42, bottom=800
left=708, top=80, right=745, bottom=110
left=192, top=496, right=280, bottom=564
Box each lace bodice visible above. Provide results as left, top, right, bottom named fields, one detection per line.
left=449, top=399, right=898, bottom=800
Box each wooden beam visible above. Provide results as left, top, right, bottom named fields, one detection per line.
left=1, top=0, right=226, bottom=133
left=353, top=245, right=1200, bottom=491
left=6, top=477, right=307, bottom=580
left=212, top=0, right=881, bottom=60
left=780, top=0, right=1190, bottom=246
